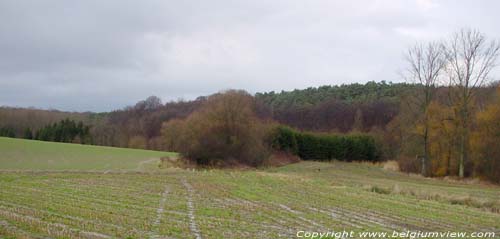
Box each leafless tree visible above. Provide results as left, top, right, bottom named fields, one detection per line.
left=404, top=41, right=446, bottom=176
left=443, top=28, right=500, bottom=178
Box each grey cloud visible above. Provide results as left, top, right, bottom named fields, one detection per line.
left=0, top=0, right=499, bottom=112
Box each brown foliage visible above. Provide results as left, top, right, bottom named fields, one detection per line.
left=427, top=101, right=460, bottom=177
left=128, top=135, right=147, bottom=149
left=398, top=156, right=420, bottom=174
left=471, top=87, right=500, bottom=183
left=162, top=90, right=270, bottom=167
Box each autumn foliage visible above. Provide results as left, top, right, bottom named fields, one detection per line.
left=162, top=90, right=270, bottom=166
left=471, top=88, right=500, bottom=183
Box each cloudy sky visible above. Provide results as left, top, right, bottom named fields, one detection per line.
left=1, top=0, right=499, bottom=112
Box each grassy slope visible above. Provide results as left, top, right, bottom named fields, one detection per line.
left=0, top=137, right=175, bottom=171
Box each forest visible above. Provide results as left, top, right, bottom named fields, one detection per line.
left=2, top=80, right=498, bottom=181
left=0, top=81, right=410, bottom=149
left=1, top=29, right=499, bottom=183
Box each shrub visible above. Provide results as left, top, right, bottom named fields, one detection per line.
left=270, top=126, right=382, bottom=162
left=162, top=90, right=270, bottom=166
left=398, top=155, right=420, bottom=173
left=269, top=126, right=298, bottom=154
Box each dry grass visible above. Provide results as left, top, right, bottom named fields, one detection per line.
left=262, top=152, right=301, bottom=167
left=159, top=156, right=197, bottom=169
left=382, top=160, right=399, bottom=171
left=365, top=184, right=500, bottom=214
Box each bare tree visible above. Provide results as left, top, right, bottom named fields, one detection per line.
left=443, top=28, right=500, bottom=178
left=404, top=41, right=446, bottom=176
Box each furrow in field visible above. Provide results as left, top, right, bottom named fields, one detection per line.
left=182, top=178, right=202, bottom=239
left=192, top=189, right=324, bottom=236
left=0, top=191, right=160, bottom=233
left=48, top=176, right=166, bottom=197
left=298, top=191, right=434, bottom=231
left=194, top=188, right=319, bottom=234
left=224, top=202, right=315, bottom=232
left=11, top=174, right=167, bottom=195
left=0, top=218, right=39, bottom=239
left=312, top=188, right=490, bottom=231
left=277, top=203, right=328, bottom=230
left=3, top=182, right=159, bottom=209
left=345, top=192, right=491, bottom=231
left=350, top=208, right=432, bottom=231
left=307, top=207, right=364, bottom=229
left=149, top=185, right=175, bottom=239
left=229, top=174, right=458, bottom=232
left=0, top=189, right=153, bottom=223
left=0, top=202, right=148, bottom=238
left=213, top=197, right=298, bottom=230
left=0, top=208, right=111, bottom=239
left=197, top=199, right=300, bottom=237
left=217, top=188, right=338, bottom=230
left=329, top=206, right=406, bottom=231
left=1, top=184, right=158, bottom=217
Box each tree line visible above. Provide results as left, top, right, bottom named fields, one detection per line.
left=0, top=126, right=16, bottom=138
left=1, top=82, right=403, bottom=150
left=27, top=119, right=91, bottom=144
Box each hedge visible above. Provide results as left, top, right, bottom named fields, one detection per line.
left=270, top=126, right=381, bottom=162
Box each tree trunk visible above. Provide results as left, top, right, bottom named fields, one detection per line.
left=422, top=126, right=428, bottom=176
left=459, top=133, right=465, bottom=178
left=458, top=105, right=468, bottom=178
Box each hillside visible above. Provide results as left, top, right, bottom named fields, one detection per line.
left=0, top=137, right=175, bottom=171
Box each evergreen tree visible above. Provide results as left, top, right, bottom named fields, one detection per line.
left=23, top=128, right=33, bottom=139
left=34, top=119, right=91, bottom=144
left=0, top=127, right=16, bottom=138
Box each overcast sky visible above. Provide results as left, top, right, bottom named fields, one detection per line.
left=1, top=0, right=499, bottom=112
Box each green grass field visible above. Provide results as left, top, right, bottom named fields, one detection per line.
left=0, top=137, right=175, bottom=171
left=0, top=137, right=499, bottom=238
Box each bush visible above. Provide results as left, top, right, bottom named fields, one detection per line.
left=269, top=126, right=298, bottom=154
left=270, top=126, right=382, bottom=162
left=162, top=90, right=270, bottom=166
left=398, top=156, right=420, bottom=173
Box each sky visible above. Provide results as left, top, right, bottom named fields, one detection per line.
left=1, top=0, right=500, bottom=112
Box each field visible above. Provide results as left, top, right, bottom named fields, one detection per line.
left=0, top=137, right=499, bottom=238
left=0, top=137, right=175, bottom=171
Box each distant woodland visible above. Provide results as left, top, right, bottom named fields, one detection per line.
left=0, top=81, right=411, bottom=149
left=1, top=29, right=500, bottom=183
left=1, top=81, right=498, bottom=178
